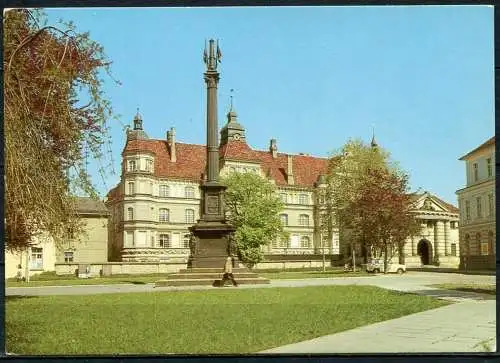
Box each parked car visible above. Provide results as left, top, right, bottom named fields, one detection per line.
left=366, top=259, right=406, bottom=274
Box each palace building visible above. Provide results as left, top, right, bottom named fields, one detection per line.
left=105, top=107, right=334, bottom=264
left=105, top=106, right=461, bottom=268
left=456, top=136, right=496, bottom=270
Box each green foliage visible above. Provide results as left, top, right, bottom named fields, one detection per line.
left=221, top=172, right=288, bottom=268
left=4, top=9, right=118, bottom=250
left=323, top=139, right=418, bottom=269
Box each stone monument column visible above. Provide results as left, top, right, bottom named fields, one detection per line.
left=188, top=39, right=236, bottom=268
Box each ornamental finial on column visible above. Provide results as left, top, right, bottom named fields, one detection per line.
left=204, top=39, right=222, bottom=71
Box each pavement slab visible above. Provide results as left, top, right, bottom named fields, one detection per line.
left=259, top=300, right=496, bottom=353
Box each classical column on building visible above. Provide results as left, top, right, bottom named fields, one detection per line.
left=443, top=220, right=450, bottom=256
left=434, top=220, right=445, bottom=259
left=410, top=235, right=416, bottom=256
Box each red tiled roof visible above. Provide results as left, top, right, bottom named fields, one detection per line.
left=121, top=139, right=328, bottom=189
left=459, top=136, right=495, bottom=160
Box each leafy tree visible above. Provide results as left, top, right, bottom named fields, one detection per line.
left=323, top=138, right=419, bottom=271
left=221, top=172, right=288, bottom=268
left=351, top=168, right=420, bottom=272
left=322, top=139, right=394, bottom=267
left=4, top=9, right=117, bottom=251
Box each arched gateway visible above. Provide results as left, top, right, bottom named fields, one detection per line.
left=417, top=239, right=433, bottom=265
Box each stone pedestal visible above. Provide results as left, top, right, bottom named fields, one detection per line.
left=188, top=221, right=236, bottom=268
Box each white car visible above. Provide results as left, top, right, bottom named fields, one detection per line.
left=366, top=259, right=406, bottom=274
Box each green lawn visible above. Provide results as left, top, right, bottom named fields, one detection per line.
left=6, top=285, right=449, bottom=354
left=6, top=269, right=371, bottom=287
left=431, top=283, right=496, bottom=296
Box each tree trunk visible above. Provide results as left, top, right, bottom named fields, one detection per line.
left=352, top=243, right=356, bottom=272
left=383, top=243, right=388, bottom=274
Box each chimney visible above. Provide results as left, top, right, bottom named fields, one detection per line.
left=167, top=127, right=176, bottom=162
left=287, top=155, right=294, bottom=185
left=270, top=139, right=278, bottom=158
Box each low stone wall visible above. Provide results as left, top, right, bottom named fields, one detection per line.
left=55, top=258, right=333, bottom=276
left=404, top=256, right=460, bottom=269
left=254, top=260, right=331, bottom=270
left=459, top=255, right=496, bottom=271
left=55, top=262, right=187, bottom=276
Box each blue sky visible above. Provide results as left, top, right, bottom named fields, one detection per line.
left=46, top=6, right=494, bottom=205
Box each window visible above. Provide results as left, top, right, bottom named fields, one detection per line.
left=426, top=221, right=434, bottom=229
left=185, top=186, right=195, bottom=198
left=488, top=194, right=494, bottom=216
left=476, top=196, right=482, bottom=218
left=488, top=231, right=494, bottom=256
left=126, top=231, right=134, bottom=247
left=464, top=234, right=470, bottom=255
left=279, top=193, right=287, bottom=203
left=487, top=158, right=492, bottom=177
left=183, top=234, right=190, bottom=249
left=450, top=243, right=457, bottom=256
left=465, top=201, right=470, bottom=220
left=450, top=221, right=455, bottom=229
left=128, top=160, right=137, bottom=172
left=146, top=159, right=153, bottom=172
left=159, top=208, right=170, bottom=223
left=159, top=184, right=170, bottom=197
left=280, top=214, right=288, bottom=226
left=476, top=232, right=482, bottom=255
left=277, top=238, right=288, bottom=248
left=159, top=234, right=170, bottom=248
left=127, top=207, right=134, bottom=220
left=185, top=209, right=195, bottom=224
left=30, top=247, right=43, bottom=270
left=480, top=242, right=489, bottom=256
left=473, top=163, right=478, bottom=182
left=128, top=182, right=135, bottom=195
left=151, top=236, right=155, bottom=247
left=299, top=194, right=308, bottom=205
left=299, top=214, right=309, bottom=226
left=300, top=236, right=311, bottom=248
left=64, top=251, right=74, bottom=263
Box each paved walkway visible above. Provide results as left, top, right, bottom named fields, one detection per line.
left=260, top=300, right=496, bottom=353
left=5, top=271, right=495, bottom=297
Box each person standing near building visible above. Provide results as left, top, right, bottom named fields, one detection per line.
left=16, top=264, right=23, bottom=282
left=221, top=256, right=238, bottom=287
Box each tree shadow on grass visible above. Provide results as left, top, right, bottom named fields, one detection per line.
left=412, top=289, right=496, bottom=301
left=119, top=280, right=147, bottom=285
left=451, top=287, right=496, bottom=296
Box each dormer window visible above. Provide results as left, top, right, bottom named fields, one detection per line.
left=473, top=163, right=478, bottom=182
left=185, top=186, right=195, bottom=199
left=160, top=185, right=170, bottom=197
left=128, top=160, right=137, bottom=172
left=146, top=159, right=153, bottom=172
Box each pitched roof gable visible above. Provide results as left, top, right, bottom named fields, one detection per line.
left=459, top=136, right=495, bottom=160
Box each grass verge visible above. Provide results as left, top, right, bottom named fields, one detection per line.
left=6, top=285, right=449, bottom=354
left=430, top=283, right=496, bottom=296
left=6, top=270, right=371, bottom=287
